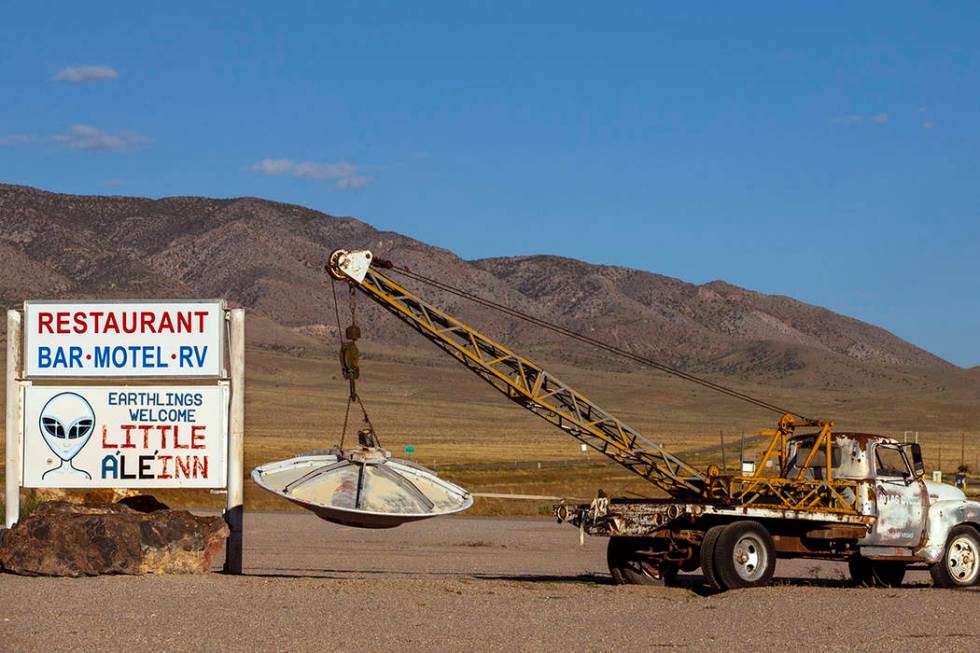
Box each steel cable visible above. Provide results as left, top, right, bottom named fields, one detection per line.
left=383, top=263, right=809, bottom=420
left=331, top=279, right=380, bottom=447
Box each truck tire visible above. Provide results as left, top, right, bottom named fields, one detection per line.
left=712, top=521, right=776, bottom=589
left=699, top=525, right=726, bottom=591
left=848, top=557, right=906, bottom=587
left=929, top=525, right=980, bottom=588
left=607, top=537, right=679, bottom=586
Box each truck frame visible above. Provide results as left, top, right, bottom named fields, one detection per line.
left=328, top=249, right=980, bottom=590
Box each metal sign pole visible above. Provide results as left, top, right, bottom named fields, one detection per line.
left=5, top=310, right=23, bottom=528
left=223, top=308, right=245, bottom=574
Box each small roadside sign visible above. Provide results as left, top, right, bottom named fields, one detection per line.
left=22, top=385, right=228, bottom=489
left=23, top=300, right=224, bottom=378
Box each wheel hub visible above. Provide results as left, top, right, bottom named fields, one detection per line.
left=947, top=536, right=979, bottom=584
left=732, top=534, right=766, bottom=582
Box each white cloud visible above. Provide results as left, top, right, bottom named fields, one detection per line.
left=0, top=134, right=34, bottom=145
left=335, top=175, right=369, bottom=190
left=52, top=125, right=147, bottom=151
left=53, top=65, right=119, bottom=82
left=922, top=120, right=935, bottom=129
left=250, top=158, right=370, bottom=190
left=871, top=112, right=889, bottom=124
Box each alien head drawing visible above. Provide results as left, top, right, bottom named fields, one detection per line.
left=39, top=392, right=94, bottom=480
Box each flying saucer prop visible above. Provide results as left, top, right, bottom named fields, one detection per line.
left=251, top=446, right=473, bottom=529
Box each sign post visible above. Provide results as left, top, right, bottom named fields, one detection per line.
left=224, top=308, right=245, bottom=574
left=4, top=300, right=244, bottom=573
left=5, top=310, right=23, bottom=528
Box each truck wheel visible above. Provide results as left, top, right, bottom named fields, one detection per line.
left=929, top=525, right=980, bottom=588
left=848, top=557, right=906, bottom=587
left=607, top=537, right=679, bottom=586
left=712, top=521, right=776, bottom=589
left=699, top=525, right=726, bottom=591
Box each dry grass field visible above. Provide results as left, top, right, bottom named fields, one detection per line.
left=3, top=336, right=979, bottom=520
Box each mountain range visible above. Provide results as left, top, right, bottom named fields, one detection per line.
left=0, top=183, right=968, bottom=396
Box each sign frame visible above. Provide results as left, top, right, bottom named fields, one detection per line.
left=4, top=303, right=245, bottom=574
left=22, top=298, right=227, bottom=380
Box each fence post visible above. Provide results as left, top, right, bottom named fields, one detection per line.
left=223, top=308, right=245, bottom=574
left=719, top=430, right=727, bottom=471
left=5, top=310, right=23, bottom=528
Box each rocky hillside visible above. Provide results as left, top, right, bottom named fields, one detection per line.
left=0, top=184, right=958, bottom=389
left=472, top=256, right=947, bottom=371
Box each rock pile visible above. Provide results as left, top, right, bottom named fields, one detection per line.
left=0, top=499, right=228, bottom=577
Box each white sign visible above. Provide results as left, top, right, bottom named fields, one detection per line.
left=22, top=385, right=228, bottom=488
left=23, top=301, right=225, bottom=378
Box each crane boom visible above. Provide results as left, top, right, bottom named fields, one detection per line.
left=328, top=249, right=711, bottom=499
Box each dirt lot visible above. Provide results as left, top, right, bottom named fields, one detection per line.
left=1, top=512, right=978, bottom=652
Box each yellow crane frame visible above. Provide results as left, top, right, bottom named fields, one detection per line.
left=328, top=249, right=861, bottom=515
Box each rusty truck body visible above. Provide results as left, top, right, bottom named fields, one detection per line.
left=560, top=432, right=980, bottom=589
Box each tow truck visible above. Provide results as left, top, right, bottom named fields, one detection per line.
left=328, top=249, right=980, bottom=590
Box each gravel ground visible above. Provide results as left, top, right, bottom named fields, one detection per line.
left=1, top=512, right=977, bottom=652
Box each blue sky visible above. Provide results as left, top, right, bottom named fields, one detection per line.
left=1, top=2, right=978, bottom=366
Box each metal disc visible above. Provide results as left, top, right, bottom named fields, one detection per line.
left=252, top=447, right=472, bottom=528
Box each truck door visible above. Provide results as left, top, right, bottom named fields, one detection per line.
left=867, top=443, right=926, bottom=547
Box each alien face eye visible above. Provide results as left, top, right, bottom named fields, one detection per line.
left=42, top=417, right=66, bottom=439
left=68, top=419, right=93, bottom=440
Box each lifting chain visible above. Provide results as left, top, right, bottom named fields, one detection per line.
left=331, top=279, right=379, bottom=449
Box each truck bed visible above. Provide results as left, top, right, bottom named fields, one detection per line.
left=560, top=497, right=872, bottom=538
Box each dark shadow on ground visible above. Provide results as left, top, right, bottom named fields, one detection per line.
left=471, top=573, right=611, bottom=585
left=236, top=567, right=930, bottom=596
left=239, top=568, right=612, bottom=584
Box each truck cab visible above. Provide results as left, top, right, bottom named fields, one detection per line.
left=816, top=432, right=980, bottom=588
left=785, top=432, right=930, bottom=548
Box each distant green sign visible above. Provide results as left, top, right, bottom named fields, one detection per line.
left=404, top=446, right=416, bottom=454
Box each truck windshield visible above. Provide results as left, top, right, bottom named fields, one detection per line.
left=875, top=446, right=910, bottom=478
